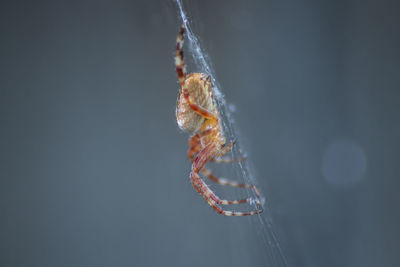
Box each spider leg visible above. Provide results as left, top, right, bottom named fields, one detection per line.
left=201, top=168, right=253, bottom=189
left=191, top=173, right=251, bottom=205
left=183, top=87, right=218, bottom=121
left=211, top=156, right=246, bottom=163
left=213, top=141, right=246, bottom=163
left=188, top=133, right=256, bottom=189
left=191, top=143, right=263, bottom=216
left=191, top=170, right=262, bottom=216
left=175, top=24, right=187, bottom=89
left=215, top=140, right=235, bottom=157
left=201, top=168, right=264, bottom=208
left=187, top=129, right=214, bottom=161
left=188, top=139, right=202, bottom=162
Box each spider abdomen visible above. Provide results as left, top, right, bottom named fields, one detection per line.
left=176, top=73, right=215, bottom=133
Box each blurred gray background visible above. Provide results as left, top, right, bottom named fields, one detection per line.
left=1, top=0, right=399, bottom=266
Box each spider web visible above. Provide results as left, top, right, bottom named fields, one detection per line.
left=174, top=1, right=290, bottom=266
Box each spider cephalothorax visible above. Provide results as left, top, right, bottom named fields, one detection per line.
left=175, top=24, right=262, bottom=216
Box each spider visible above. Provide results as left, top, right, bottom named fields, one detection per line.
left=175, top=24, right=263, bottom=216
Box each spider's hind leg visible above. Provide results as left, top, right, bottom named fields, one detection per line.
left=175, top=24, right=187, bottom=89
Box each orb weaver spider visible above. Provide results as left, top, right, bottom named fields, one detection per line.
left=175, top=24, right=263, bottom=216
